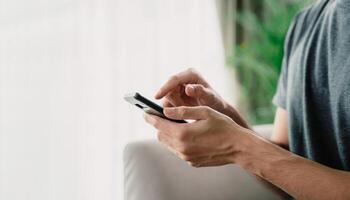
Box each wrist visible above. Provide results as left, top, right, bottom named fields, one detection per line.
left=226, top=126, right=255, bottom=164
left=230, top=130, right=293, bottom=178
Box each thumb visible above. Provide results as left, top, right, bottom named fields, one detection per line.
left=185, top=84, right=214, bottom=100
left=164, top=106, right=211, bottom=120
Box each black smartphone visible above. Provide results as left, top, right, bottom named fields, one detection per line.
left=124, top=92, right=187, bottom=123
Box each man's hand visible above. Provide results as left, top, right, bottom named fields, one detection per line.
left=144, top=106, right=252, bottom=167
left=155, top=68, right=250, bottom=129
left=144, top=106, right=350, bottom=200
left=155, top=68, right=226, bottom=110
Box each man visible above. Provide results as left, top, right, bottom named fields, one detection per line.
left=144, top=0, right=350, bottom=199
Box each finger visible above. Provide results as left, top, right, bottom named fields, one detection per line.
left=177, top=146, right=214, bottom=159
left=185, top=84, right=215, bottom=100
left=190, top=160, right=230, bottom=168
left=188, top=153, right=232, bottom=167
left=162, top=99, right=174, bottom=108
left=143, top=113, right=177, bottom=131
left=163, top=106, right=211, bottom=120
left=164, top=90, right=186, bottom=107
left=155, top=69, right=199, bottom=99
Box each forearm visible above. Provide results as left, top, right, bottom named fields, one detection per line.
left=236, top=132, right=350, bottom=200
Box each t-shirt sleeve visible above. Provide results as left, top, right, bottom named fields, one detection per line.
left=272, top=17, right=298, bottom=110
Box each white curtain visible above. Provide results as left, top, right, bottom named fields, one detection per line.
left=0, top=0, right=234, bottom=199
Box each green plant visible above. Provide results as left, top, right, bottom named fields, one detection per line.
left=228, top=0, right=309, bottom=124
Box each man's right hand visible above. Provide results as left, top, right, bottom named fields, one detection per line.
left=155, top=68, right=250, bottom=129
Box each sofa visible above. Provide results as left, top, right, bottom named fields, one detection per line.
left=123, top=124, right=288, bottom=200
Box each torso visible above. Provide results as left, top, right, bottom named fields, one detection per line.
left=286, top=0, right=350, bottom=170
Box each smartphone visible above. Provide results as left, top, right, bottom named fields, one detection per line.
left=124, top=92, right=187, bottom=123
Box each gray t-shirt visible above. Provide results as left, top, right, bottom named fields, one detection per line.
left=273, top=0, right=350, bottom=170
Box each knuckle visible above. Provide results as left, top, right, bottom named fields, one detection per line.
left=177, top=145, right=186, bottom=154
left=187, top=161, right=200, bottom=168
left=187, top=68, right=199, bottom=77
left=177, top=145, right=191, bottom=155
left=206, top=89, right=215, bottom=98
left=177, top=106, right=187, bottom=118
left=187, top=67, right=197, bottom=74
left=202, top=106, right=212, bottom=115
left=193, top=85, right=204, bottom=94
left=183, top=148, right=192, bottom=156
left=170, top=74, right=180, bottom=83
left=180, top=154, right=192, bottom=161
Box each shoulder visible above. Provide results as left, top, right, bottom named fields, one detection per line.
left=285, top=0, right=330, bottom=53
left=293, top=0, right=330, bottom=29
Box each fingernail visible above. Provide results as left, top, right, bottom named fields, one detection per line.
left=185, top=85, right=195, bottom=96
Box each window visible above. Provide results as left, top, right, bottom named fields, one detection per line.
left=0, top=0, right=232, bottom=199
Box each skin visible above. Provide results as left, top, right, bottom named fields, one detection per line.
left=145, top=68, right=350, bottom=200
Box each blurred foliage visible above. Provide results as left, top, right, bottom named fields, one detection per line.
left=228, top=0, right=309, bottom=124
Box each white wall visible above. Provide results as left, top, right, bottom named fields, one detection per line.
left=0, top=0, right=234, bottom=199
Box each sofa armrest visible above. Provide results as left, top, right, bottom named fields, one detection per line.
left=124, top=124, right=281, bottom=200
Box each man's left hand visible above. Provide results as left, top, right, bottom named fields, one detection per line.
left=144, top=106, right=252, bottom=167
